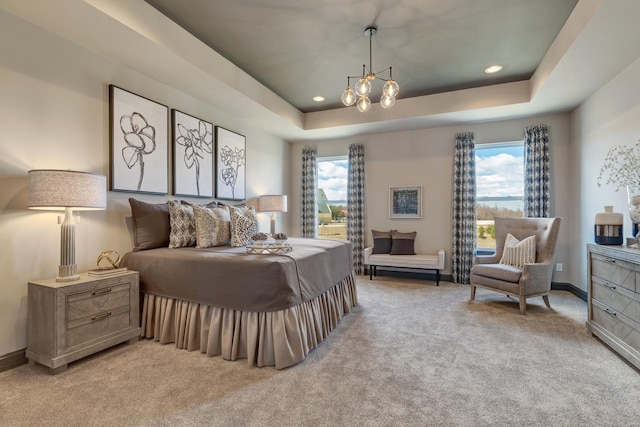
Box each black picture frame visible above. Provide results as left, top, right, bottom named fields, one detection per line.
left=171, top=109, right=214, bottom=198
left=109, top=85, right=169, bottom=194
left=215, top=126, right=246, bottom=201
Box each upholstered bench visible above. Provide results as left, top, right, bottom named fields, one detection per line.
left=364, top=247, right=446, bottom=285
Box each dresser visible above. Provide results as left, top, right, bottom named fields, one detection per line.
left=26, top=271, right=141, bottom=374
left=587, top=244, right=640, bottom=369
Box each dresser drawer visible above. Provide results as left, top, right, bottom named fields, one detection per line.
left=592, top=275, right=640, bottom=324
left=590, top=252, right=637, bottom=293
left=592, top=299, right=640, bottom=353
left=66, top=304, right=131, bottom=349
left=67, top=283, right=130, bottom=322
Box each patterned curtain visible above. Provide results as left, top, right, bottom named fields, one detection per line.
left=301, top=146, right=317, bottom=238
left=347, top=144, right=365, bottom=275
left=524, top=125, right=550, bottom=218
left=451, top=132, right=477, bottom=284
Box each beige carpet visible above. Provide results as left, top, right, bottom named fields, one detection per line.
left=2, top=276, right=640, bottom=426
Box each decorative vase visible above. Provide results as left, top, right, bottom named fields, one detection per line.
left=594, top=206, right=623, bottom=245
left=627, top=184, right=640, bottom=239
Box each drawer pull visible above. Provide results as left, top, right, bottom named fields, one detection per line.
left=603, top=257, right=617, bottom=264
left=91, top=311, right=112, bottom=321
left=604, top=308, right=617, bottom=317
left=603, top=282, right=617, bottom=290
left=91, top=288, right=112, bottom=296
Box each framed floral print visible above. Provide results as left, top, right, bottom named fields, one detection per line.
left=389, top=185, right=422, bottom=218
left=109, top=85, right=169, bottom=194
left=215, top=126, right=246, bottom=201
left=171, top=110, right=214, bottom=198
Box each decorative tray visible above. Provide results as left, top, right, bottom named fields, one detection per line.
left=246, top=242, right=292, bottom=255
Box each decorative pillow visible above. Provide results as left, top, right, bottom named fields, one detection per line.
left=499, top=233, right=536, bottom=268
left=128, top=198, right=170, bottom=251
left=168, top=200, right=197, bottom=248
left=181, top=200, right=217, bottom=209
left=372, top=229, right=395, bottom=254
left=390, top=231, right=417, bottom=255
left=192, top=205, right=231, bottom=248
left=229, top=205, right=258, bottom=247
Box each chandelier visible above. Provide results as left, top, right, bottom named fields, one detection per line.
left=341, top=26, right=399, bottom=112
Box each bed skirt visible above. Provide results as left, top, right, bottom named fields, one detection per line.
left=139, top=272, right=358, bottom=369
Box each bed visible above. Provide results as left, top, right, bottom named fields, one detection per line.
left=120, top=199, right=357, bottom=369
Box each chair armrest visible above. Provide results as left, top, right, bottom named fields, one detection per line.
left=521, top=261, right=554, bottom=294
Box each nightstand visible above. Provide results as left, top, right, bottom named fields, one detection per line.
left=26, top=271, right=141, bottom=374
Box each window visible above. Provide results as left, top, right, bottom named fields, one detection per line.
left=317, top=156, right=348, bottom=240
left=476, top=142, right=524, bottom=251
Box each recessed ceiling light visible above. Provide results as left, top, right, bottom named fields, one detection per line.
left=484, top=65, right=503, bottom=74
left=313, top=96, right=325, bottom=102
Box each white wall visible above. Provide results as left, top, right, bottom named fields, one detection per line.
left=572, top=55, right=640, bottom=292
left=290, top=113, right=574, bottom=280
left=0, top=11, right=289, bottom=356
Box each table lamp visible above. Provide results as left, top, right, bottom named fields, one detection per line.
left=28, top=170, right=107, bottom=282
left=258, top=194, right=287, bottom=235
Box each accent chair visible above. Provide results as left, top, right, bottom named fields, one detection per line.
left=470, top=217, right=562, bottom=315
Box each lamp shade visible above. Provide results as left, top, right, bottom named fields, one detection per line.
left=258, top=195, right=287, bottom=213
left=28, top=170, right=107, bottom=210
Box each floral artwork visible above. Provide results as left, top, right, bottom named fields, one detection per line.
left=597, top=140, right=640, bottom=191
left=172, top=110, right=213, bottom=197
left=215, top=126, right=246, bottom=200
left=120, top=112, right=156, bottom=191
left=109, top=85, right=168, bottom=194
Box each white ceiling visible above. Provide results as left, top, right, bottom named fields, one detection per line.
left=3, top=0, right=640, bottom=142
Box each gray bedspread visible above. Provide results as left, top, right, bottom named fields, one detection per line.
left=121, top=238, right=353, bottom=312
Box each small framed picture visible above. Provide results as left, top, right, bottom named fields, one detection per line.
left=172, top=110, right=214, bottom=198
left=215, top=126, right=246, bottom=201
left=389, top=185, right=422, bottom=218
left=109, top=85, right=169, bottom=194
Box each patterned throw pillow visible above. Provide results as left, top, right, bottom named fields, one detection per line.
left=229, top=205, right=259, bottom=247
left=193, top=205, right=231, bottom=248
left=168, top=200, right=196, bottom=248
left=499, top=233, right=536, bottom=269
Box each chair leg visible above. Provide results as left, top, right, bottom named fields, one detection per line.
left=470, top=285, right=476, bottom=300
left=542, top=294, right=551, bottom=308
left=519, top=296, right=527, bottom=315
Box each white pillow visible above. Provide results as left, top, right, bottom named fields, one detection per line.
left=499, top=233, right=536, bottom=268
left=168, top=200, right=196, bottom=248
left=229, top=205, right=258, bottom=247
left=193, top=205, right=231, bottom=248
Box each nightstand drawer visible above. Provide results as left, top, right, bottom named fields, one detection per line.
left=67, top=283, right=130, bottom=321
left=67, top=305, right=131, bottom=349
left=592, top=276, right=640, bottom=324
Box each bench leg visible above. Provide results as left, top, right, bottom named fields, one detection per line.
left=436, top=270, right=440, bottom=286
left=369, top=265, right=373, bottom=280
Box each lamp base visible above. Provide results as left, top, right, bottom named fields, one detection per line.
left=56, top=264, right=80, bottom=282
left=270, top=212, right=276, bottom=235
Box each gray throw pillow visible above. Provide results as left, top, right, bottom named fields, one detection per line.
left=372, top=229, right=395, bottom=254
left=129, top=198, right=170, bottom=251
left=390, top=230, right=417, bottom=255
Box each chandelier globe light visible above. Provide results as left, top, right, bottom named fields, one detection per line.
left=341, top=25, right=399, bottom=112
